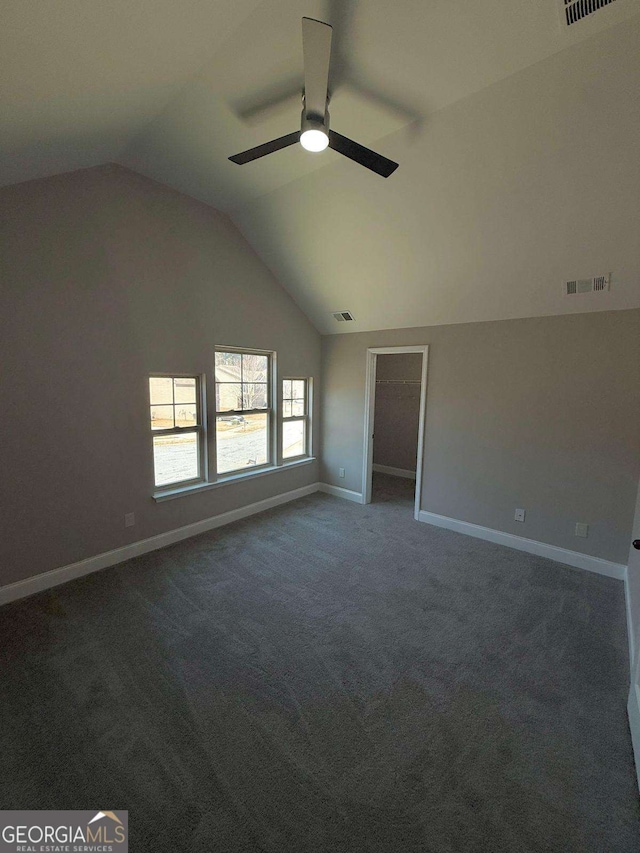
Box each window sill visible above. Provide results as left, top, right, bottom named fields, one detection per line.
left=153, top=457, right=316, bottom=503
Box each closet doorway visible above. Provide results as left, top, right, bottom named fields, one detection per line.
left=362, top=346, right=429, bottom=519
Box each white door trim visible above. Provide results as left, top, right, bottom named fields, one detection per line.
left=626, top=480, right=640, bottom=791
left=629, top=653, right=640, bottom=794
left=362, top=345, right=429, bottom=520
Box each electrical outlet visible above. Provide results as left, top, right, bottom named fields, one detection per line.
left=575, top=522, right=588, bottom=538
left=339, top=468, right=345, bottom=479
left=514, top=508, right=525, bottom=523
left=124, top=512, right=135, bottom=528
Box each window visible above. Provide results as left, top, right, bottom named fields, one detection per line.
left=149, top=354, right=313, bottom=499
left=282, top=379, right=309, bottom=460
left=215, top=349, right=272, bottom=475
left=149, top=376, right=203, bottom=488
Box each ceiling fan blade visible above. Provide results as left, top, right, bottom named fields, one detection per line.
left=229, top=132, right=300, bottom=165
left=328, top=131, right=399, bottom=178
left=231, top=76, right=302, bottom=125
left=302, top=17, right=332, bottom=119
left=236, top=94, right=301, bottom=126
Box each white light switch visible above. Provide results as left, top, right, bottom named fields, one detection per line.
left=339, top=468, right=345, bottom=479
left=514, top=508, right=525, bottom=522
left=575, top=522, right=588, bottom=538
left=125, top=512, right=135, bottom=528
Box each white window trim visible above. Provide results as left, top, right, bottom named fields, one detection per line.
left=153, top=456, right=316, bottom=502
left=281, top=377, right=312, bottom=462
left=151, top=353, right=315, bottom=501
left=150, top=373, right=207, bottom=491
left=213, top=346, right=275, bottom=477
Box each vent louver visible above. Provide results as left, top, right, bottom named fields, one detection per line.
left=332, top=311, right=355, bottom=322
left=563, top=274, right=610, bottom=295
left=560, top=0, right=617, bottom=26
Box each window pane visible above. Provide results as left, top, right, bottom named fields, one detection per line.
left=215, top=352, right=241, bottom=382
left=242, top=353, right=268, bottom=382
left=149, top=377, right=173, bottom=405
left=283, top=400, right=292, bottom=418
left=283, top=420, right=305, bottom=459
left=282, top=379, right=292, bottom=399
left=243, top=383, right=268, bottom=410
left=291, top=398, right=305, bottom=416
left=153, top=432, right=199, bottom=486
left=174, top=405, right=197, bottom=428
left=216, top=413, right=268, bottom=474
left=150, top=405, right=174, bottom=430
left=291, top=380, right=306, bottom=399
left=174, top=377, right=196, bottom=404
left=216, top=383, right=242, bottom=412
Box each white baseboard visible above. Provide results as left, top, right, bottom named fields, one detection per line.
left=418, top=510, right=626, bottom=580
left=318, top=483, right=365, bottom=503
left=373, top=464, right=416, bottom=480
left=0, top=483, right=321, bottom=607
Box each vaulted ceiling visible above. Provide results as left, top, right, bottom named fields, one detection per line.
left=3, top=0, right=640, bottom=333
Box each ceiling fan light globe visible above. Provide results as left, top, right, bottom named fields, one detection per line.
left=300, top=129, right=329, bottom=152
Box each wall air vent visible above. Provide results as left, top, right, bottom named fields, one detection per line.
left=592, top=274, right=610, bottom=291
left=332, top=311, right=355, bottom=322
left=563, top=274, right=610, bottom=296
left=559, top=0, right=617, bottom=26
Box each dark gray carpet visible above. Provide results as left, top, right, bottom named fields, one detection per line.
left=1, top=472, right=638, bottom=852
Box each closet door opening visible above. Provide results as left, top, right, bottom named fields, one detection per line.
left=362, top=346, right=429, bottom=519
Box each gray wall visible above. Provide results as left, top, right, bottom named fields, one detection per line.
left=321, top=310, right=640, bottom=564
left=373, top=354, right=421, bottom=472
left=0, top=164, right=321, bottom=586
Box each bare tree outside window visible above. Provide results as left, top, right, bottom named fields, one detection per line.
left=215, top=350, right=271, bottom=474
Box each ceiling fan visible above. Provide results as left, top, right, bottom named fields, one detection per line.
left=229, top=17, right=399, bottom=178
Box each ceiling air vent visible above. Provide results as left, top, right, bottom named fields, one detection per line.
left=332, top=311, right=355, bottom=322
left=563, top=274, right=610, bottom=296
left=559, top=0, right=617, bottom=26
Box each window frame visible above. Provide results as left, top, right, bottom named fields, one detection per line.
left=281, top=377, right=311, bottom=462
left=149, top=373, right=206, bottom=491
left=149, top=354, right=315, bottom=502
left=214, top=346, right=276, bottom=478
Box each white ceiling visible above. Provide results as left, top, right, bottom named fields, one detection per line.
left=0, top=0, right=264, bottom=186
left=3, top=0, right=639, bottom=332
